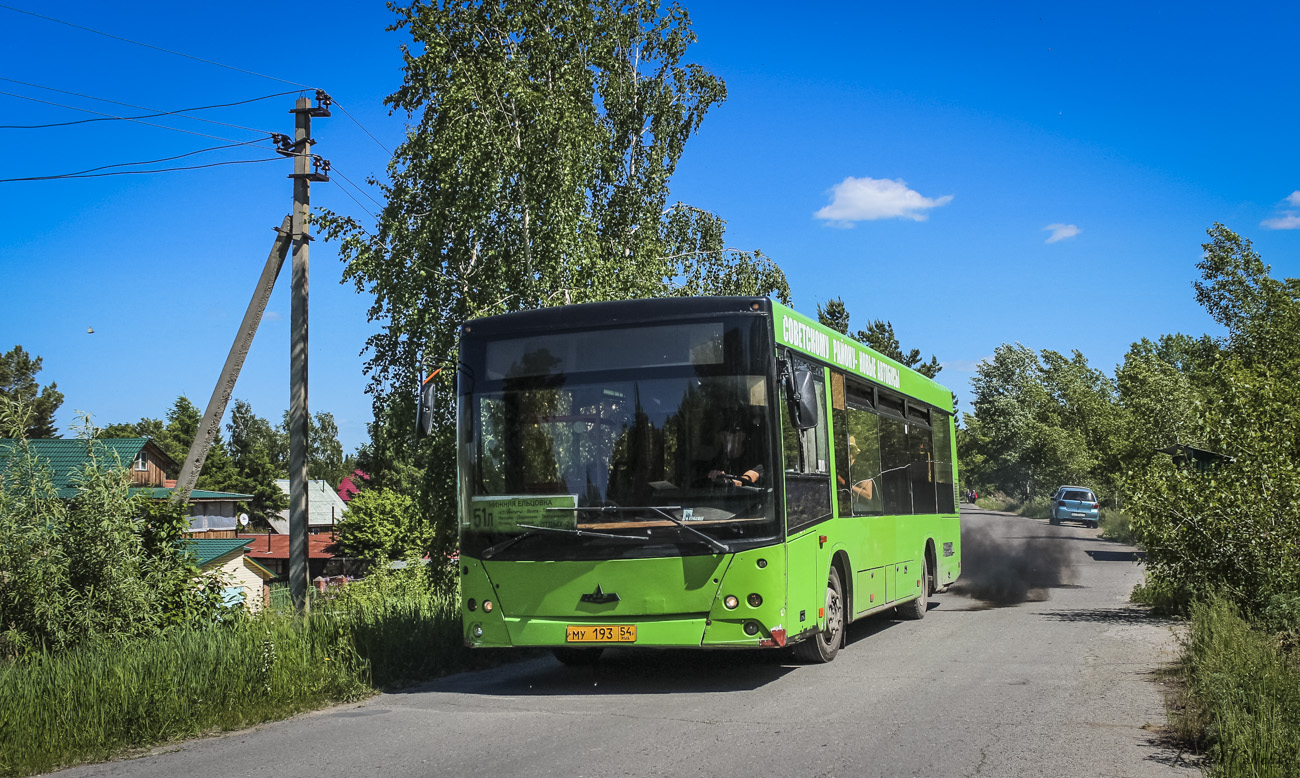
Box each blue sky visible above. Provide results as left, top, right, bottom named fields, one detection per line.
left=2, top=1, right=1298, bottom=454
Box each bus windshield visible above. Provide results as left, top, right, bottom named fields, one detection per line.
left=459, top=316, right=778, bottom=560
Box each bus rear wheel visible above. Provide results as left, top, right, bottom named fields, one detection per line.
left=795, top=566, right=844, bottom=663
left=553, top=647, right=604, bottom=666
left=897, top=558, right=929, bottom=620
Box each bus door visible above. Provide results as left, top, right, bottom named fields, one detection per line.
left=781, top=357, right=832, bottom=633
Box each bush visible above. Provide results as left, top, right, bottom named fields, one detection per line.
left=0, top=437, right=223, bottom=658
left=974, top=493, right=1017, bottom=512
left=0, top=568, right=498, bottom=777
left=334, top=487, right=429, bottom=561
left=1178, top=595, right=1300, bottom=777
left=1100, top=508, right=1134, bottom=544
left=1016, top=495, right=1051, bottom=519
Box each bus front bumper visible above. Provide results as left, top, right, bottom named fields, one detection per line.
left=465, top=614, right=788, bottom=649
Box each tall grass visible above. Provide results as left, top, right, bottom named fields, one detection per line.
left=0, top=577, right=486, bottom=777
left=1099, top=508, right=1134, bottom=544
left=1178, top=595, right=1300, bottom=778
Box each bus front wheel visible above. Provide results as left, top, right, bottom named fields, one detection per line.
left=795, top=566, right=844, bottom=663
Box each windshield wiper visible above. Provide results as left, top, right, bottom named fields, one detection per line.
left=480, top=523, right=646, bottom=559
left=553, top=505, right=731, bottom=554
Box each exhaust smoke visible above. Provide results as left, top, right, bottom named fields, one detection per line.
left=950, top=523, right=1076, bottom=605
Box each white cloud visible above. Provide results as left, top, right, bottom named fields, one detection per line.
left=265, top=311, right=284, bottom=321
left=1043, top=223, right=1081, bottom=243
left=1262, top=213, right=1300, bottom=230
left=1285, top=191, right=1300, bottom=207
left=814, top=176, right=953, bottom=225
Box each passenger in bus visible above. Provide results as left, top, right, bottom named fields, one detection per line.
left=839, top=435, right=875, bottom=506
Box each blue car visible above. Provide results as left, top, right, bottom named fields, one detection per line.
left=1049, top=486, right=1099, bottom=528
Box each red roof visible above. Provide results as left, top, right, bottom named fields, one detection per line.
left=337, top=469, right=370, bottom=502
left=237, top=533, right=338, bottom=560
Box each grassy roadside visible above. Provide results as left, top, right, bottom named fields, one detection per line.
left=1161, top=595, right=1300, bottom=777
left=0, top=578, right=517, bottom=778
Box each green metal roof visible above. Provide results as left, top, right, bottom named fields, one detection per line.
left=183, top=537, right=253, bottom=567
left=0, top=438, right=154, bottom=498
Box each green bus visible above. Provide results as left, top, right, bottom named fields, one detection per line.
left=452, top=296, right=960, bottom=663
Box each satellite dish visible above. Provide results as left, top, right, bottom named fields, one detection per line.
left=239, top=513, right=250, bottom=526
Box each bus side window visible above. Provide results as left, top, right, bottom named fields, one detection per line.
left=783, top=356, right=830, bottom=532
left=933, top=410, right=957, bottom=513
left=877, top=391, right=911, bottom=516
left=846, top=402, right=882, bottom=515
left=908, top=410, right=937, bottom=515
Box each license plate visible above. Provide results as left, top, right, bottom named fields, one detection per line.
left=566, top=624, right=636, bottom=643
left=1071, top=512, right=1086, bottom=518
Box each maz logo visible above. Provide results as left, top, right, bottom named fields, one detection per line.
left=579, top=585, right=620, bottom=604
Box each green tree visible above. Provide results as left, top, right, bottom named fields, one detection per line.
left=854, top=320, right=942, bottom=379
left=816, top=297, right=851, bottom=335
left=99, top=418, right=165, bottom=441
left=318, top=0, right=791, bottom=580
left=278, top=409, right=349, bottom=487
left=1125, top=225, right=1300, bottom=615
left=155, top=396, right=202, bottom=473
left=230, top=399, right=287, bottom=473
left=225, top=400, right=288, bottom=528
left=0, top=346, right=64, bottom=438
left=334, top=487, right=426, bottom=562
left=813, top=299, right=942, bottom=378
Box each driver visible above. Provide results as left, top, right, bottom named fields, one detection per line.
left=706, top=419, right=764, bottom=488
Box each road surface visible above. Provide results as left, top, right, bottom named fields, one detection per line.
left=59, top=508, right=1200, bottom=778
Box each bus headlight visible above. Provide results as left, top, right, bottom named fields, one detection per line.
left=467, top=598, right=478, bottom=611
left=747, top=593, right=763, bottom=608
left=482, top=600, right=493, bottom=613
left=724, top=595, right=739, bottom=609
left=471, top=624, right=483, bottom=638
left=743, top=621, right=760, bottom=636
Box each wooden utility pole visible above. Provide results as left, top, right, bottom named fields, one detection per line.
left=288, top=94, right=330, bottom=611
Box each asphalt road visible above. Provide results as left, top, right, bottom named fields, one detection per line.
left=59, top=508, right=1201, bottom=778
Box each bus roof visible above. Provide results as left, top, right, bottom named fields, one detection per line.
left=458, top=296, right=953, bottom=412
left=772, top=302, right=954, bottom=412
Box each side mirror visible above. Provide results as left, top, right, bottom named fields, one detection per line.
left=417, top=370, right=439, bottom=438
left=788, top=367, right=819, bottom=430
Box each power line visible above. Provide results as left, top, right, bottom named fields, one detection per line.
left=328, top=178, right=377, bottom=222
left=0, top=156, right=286, bottom=183
left=10, top=141, right=269, bottom=178
left=0, top=4, right=316, bottom=90
left=331, top=99, right=393, bottom=156
left=0, top=78, right=297, bottom=132
left=330, top=164, right=386, bottom=209
left=0, top=90, right=278, bottom=146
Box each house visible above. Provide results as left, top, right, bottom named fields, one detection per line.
left=184, top=537, right=276, bottom=613
left=271, top=478, right=348, bottom=534
left=1, top=437, right=176, bottom=495
left=0, top=438, right=253, bottom=534
left=237, top=531, right=358, bottom=581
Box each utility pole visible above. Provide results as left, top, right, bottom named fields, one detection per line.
left=287, top=92, right=330, bottom=612
left=172, top=215, right=293, bottom=502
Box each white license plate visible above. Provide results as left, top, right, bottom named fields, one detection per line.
left=1071, top=512, right=1086, bottom=518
